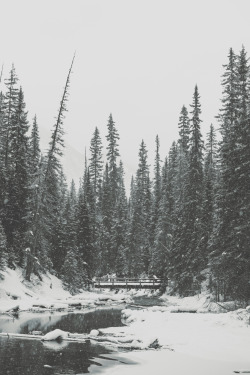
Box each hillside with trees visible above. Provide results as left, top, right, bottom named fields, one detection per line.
left=0, top=47, right=249, bottom=302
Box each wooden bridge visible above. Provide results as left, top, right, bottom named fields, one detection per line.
left=93, top=277, right=163, bottom=290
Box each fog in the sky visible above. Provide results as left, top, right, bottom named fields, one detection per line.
left=0, top=0, right=249, bottom=186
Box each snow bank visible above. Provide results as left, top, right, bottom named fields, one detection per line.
left=0, top=267, right=72, bottom=311
left=98, top=349, right=250, bottom=375
left=100, top=302, right=250, bottom=365
left=0, top=267, right=133, bottom=317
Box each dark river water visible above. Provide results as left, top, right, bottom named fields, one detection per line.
left=0, top=307, right=134, bottom=375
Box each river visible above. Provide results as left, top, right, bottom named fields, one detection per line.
left=0, top=307, right=134, bottom=374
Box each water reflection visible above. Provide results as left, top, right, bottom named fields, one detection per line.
left=0, top=307, right=124, bottom=335
left=0, top=308, right=132, bottom=374
left=0, top=336, right=129, bottom=374
left=132, top=295, right=164, bottom=307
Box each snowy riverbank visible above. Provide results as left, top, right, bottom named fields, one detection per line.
left=1, top=267, right=250, bottom=375
left=0, top=267, right=132, bottom=313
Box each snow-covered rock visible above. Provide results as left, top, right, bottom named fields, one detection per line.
left=0, top=301, right=19, bottom=314
left=90, top=329, right=99, bottom=336
left=42, top=329, right=69, bottom=341
left=131, top=339, right=142, bottom=349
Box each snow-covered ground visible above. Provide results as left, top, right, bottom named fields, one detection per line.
left=0, top=267, right=131, bottom=313
left=0, top=267, right=250, bottom=375
left=99, top=298, right=250, bottom=375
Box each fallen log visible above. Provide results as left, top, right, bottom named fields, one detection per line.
left=0, top=332, right=86, bottom=343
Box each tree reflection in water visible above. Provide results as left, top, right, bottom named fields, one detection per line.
left=0, top=308, right=131, bottom=374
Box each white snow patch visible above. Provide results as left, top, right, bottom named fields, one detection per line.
left=42, top=329, right=69, bottom=341
left=90, top=329, right=99, bottom=336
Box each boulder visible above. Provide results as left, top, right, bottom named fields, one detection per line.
left=90, top=329, right=99, bottom=336
left=42, top=329, right=69, bottom=341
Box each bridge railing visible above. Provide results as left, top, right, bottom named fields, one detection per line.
left=93, top=277, right=163, bottom=287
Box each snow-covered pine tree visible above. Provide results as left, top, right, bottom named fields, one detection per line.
left=50, top=170, right=68, bottom=274
left=106, top=113, right=120, bottom=205
left=89, top=126, right=103, bottom=206
left=0, top=92, right=6, bottom=224
left=3, top=87, right=30, bottom=265
left=2, top=65, right=19, bottom=171
left=178, top=105, right=190, bottom=154
left=184, top=85, right=204, bottom=284
left=61, top=246, right=84, bottom=294
left=111, top=160, right=128, bottom=276
left=25, top=55, right=75, bottom=280
left=99, top=163, right=112, bottom=274
left=150, top=157, right=171, bottom=282
left=200, top=124, right=218, bottom=269
left=171, top=87, right=204, bottom=293
left=127, top=140, right=151, bottom=276
left=176, top=105, right=190, bottom=209
left=0, top=66, right=19, bottom=260
left=211, top=47, right=250, bottom=300
left=150, top=135, right=162, bottom=250
left=76, top=173, right=94, bottom=282
left=62, top=179, right=91, bottom=291
left=29, top=115, right=41, bottom=176
left=0, top=222, right=7, bottom=276
left=77, top=193, right=92, bottom=279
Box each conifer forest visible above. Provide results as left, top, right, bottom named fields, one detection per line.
left=0, top=46, right=250, bottom=301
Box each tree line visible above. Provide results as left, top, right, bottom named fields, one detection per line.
left=0, top=46, right=249, bottom=300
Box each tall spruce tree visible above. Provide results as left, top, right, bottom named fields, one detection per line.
left=112, top=161, right=128, bottom=276
left=185, top=85, right=204, bottom=283
left=151, top=157, right=171, bottom=282
left=89, top=126, right=103, bottom=204
left=0, top=222, right=7, bottom=275
left=99, top=163, right=112, bottom=274
left=151, top=135, right=161, bottom=246
left=106, top=114, right=120, bottom=205
left=25, top=55, right=75, bottom=280
left=3, top=87, right=30, bottom=265
left=128, top=140, right=151, bottom=276
left=171, top=87, right=203, bottom=293
left=200, top=124, right=217, bottom=268
left=211, top=47, right=250, bottom=300
left=178, top=105, right=190, bottom=153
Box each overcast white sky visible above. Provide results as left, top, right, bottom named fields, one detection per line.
left=1, top=0, right=250, bottom=184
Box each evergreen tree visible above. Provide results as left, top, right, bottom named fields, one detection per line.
left=3, top=87, right=30, bottom=264
left=99, top=163, right=112, bottom=274
left=111, top=161, right=128, bottom=276
left=61, top=246, right=87, bottom=294
left=127, top=140, right=151, bottom=276
left=151, top=135, right=161, bottom=246
left=0, top=66, right=19, bottom=255
left=50, top=171, right=68, bottom=274
left=200, top=124, right=218, bottom=267
left=2, top=65, right=19, bottom=170
left=178, top=105, right=190, bottom=153
left=76, top=179, right=94, bottom=282
left=151, top=157, right=171, bottom=282
left=89, top=126, right=103, bottom=204
left=106, top=113, right=120, bottom=204
left=185, top=85, right=204, bottom=282
left=0, top=222, right=7, bottom=275
left=171, top=87, right=203, bottom=293
left=211, top=47, right=250, bottom=300
left=25, top=55, right=75, bottom=280
left=29, top=115, right=41, bottom=176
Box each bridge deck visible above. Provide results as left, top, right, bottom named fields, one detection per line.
left=93, top=278, right=163, bottom=289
